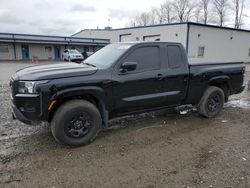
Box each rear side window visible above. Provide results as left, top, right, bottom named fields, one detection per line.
left=167, top=45, right=183, bottom=69
left=124, top=46, right=160, bottom=72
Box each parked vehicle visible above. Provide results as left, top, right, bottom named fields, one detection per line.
left=82, top=51, right=94, bottom=60
left=62, top=49, right=83, bottom=63
left=10, top=42, right=245, bottom=146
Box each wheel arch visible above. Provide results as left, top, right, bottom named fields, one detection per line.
left=208, top=76, right=230, bottom=102
left=48, top=87, right=109, bottom=126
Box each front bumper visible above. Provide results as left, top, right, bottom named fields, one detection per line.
left=12, top=102, right=32, bottom=124
left=11, top=93, right=43, bottom=125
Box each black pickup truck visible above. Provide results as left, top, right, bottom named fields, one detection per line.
left=10, top=42, right=245, bottom=146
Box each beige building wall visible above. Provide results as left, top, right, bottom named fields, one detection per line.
left=188, top=25, right=250, bottom=64
left=74, top=24, right=188, bottom=47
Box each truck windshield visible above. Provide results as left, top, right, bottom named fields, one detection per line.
left=84, top=43, right=132, bottom=68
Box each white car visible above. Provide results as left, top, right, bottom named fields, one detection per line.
left=62, top=49, right=84, bottom=63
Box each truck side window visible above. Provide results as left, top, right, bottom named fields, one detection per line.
left=123, top=46, right=160, bottom=72
left=167, top=45, right=182, bottom=69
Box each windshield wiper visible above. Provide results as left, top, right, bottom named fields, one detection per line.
left=83, top=62, right=96, bottom=67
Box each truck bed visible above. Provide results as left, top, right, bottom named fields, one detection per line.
left=185, top=62, right=245, bottom=105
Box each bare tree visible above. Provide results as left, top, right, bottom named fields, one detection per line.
left=150, top=2, right=174, bottom=24
left=213, top=0, right=228, bottom=26
left=161, top=1, right=174, bottom=23
left=150, top=8, right=161, bottom=24
left=171, top=0, right=194, bottom=22
left=193, top=6, right=202, bottom=23
left=126, top=19, right=137, bottom=27
left=200, top=0, right=210, bottom=24
left=135, top=12, right=151, bottom=26
left=232, top=0, right=245, bottom=29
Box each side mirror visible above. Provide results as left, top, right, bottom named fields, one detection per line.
left=120, top=62, right=137, bottom=73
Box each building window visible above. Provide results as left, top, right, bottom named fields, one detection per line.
left=198, top=46, right=205, bottom=57
left=248, top=48, right=250, bottom=57
left=0, top=45, right=9, bottom=53
left=119, top=34, right=132, bottom=42
left=45, top=46, right=52, bottom=52
left=143, top=35, right=160, bottom=41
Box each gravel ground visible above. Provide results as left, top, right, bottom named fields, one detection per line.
left=0, top=62, right=250, bottom=188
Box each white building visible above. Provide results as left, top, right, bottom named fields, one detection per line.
left=0, top=33, right=109, bottom=61
left=73, top=22, right=250, bottom=64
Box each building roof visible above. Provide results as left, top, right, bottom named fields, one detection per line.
left=72, top=22, right=250, bottom=36
left=0, top=32, right=110, bottom=45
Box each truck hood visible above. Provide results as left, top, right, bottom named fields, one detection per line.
left=15, top=63, right=98, bottom=80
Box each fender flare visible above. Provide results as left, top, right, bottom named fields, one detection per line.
left=50, top=86, right=109, bottom=126
left=208, top=75, right=230, bottom=89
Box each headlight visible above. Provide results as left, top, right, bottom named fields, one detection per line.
left=18, top=81, right=36, bottom=94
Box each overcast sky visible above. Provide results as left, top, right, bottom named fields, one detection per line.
left=0, top=0, right=249, bottom=36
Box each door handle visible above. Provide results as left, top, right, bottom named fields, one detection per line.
left=156, top=74, right=164, bottom=81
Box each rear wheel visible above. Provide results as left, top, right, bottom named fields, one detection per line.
left=51, top=100, right=102, bottom=146
left=197, top=86, right=225, bottom=118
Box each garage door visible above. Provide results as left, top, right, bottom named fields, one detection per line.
left=120, top=34, right=132, bottom=42
left=143, top=35, right=161, bottom=42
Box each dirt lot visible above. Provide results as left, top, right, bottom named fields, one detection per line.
left=0, top=62, right=250, bottom=188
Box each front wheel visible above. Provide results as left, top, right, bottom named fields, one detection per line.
left=197, top=86, right=225, bottom=118
left=51, top=100, right=102, bottom=146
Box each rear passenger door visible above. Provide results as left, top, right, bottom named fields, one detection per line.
left=112, top=44, right=165, bottom=114
left=160, top=44, right=189, bottom=106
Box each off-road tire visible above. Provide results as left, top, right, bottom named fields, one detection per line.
left=51, top=100, right=102, bottom=146
left=197, top=86, right=225, bottom=118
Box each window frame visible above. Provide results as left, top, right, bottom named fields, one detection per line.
left=143, top=34, right=161, bottom=41
left=167, top=45, right=183, bottom=69
left=119, top=33, right=132, bottom=42
left=116, top=45, right=161, bottom=75
left=45, top=46, right=52, bottom=52
left=197, top=46, right=205, bottom=57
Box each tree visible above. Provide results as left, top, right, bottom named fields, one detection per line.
left=200, top=0, right=210, bottom=24
left=126, top=19, right=137, bottom=27
left=161, top=1, right=174, bottom=23
left=194, top=6, right=202, bottom=23
left=150, top=8, right=161, bottom=25
left=213, top=0, right=228, bottom=26
left=171, top=0, right=194, bottom=22
left=232, top=0, right=245, bottom=29
left=135, top=12, right=151, bottom=26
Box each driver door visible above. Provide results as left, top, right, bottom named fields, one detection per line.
left=112, top=44, right=165, bottom=115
